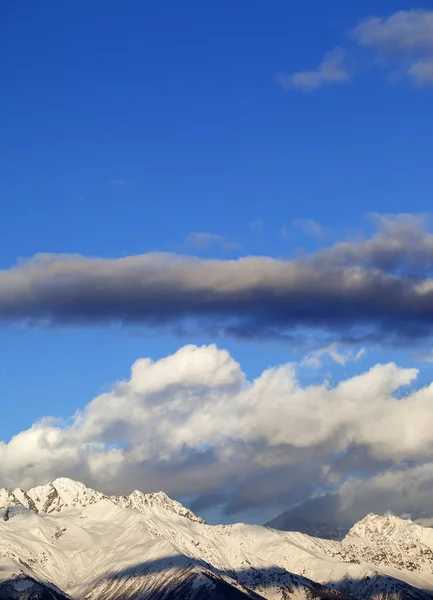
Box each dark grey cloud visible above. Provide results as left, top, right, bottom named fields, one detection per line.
left=2, top=215, right=433, bottom=343
left=265, top=493, right=348, bottom=538
left=268, top=461, right=433, bottom=533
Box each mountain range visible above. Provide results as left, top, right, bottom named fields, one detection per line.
left=0, top=478, right=432, bottom=599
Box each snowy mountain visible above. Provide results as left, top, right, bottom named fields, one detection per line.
left=337, top=513, right=433, bottom=580
left=0, top=478, right=432, bottom=600
left=1, top=478, right=204, bottom=524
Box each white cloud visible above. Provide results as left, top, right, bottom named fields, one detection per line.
left=3, top=344, right=433, bottom=524
left=280, top=219, right=325, bottom=240
left=302, top=343, right=365, bottom=368
left=353, top=10, right=433, bottom=85
left=277, top=48, right=350, bottom=92
left=185, top=232, right=242, bottom=252
left=353, top=10, right=433, bottom=54
left=110, top=179, right=131, bottom=186
left=293, top=219, right=325, bottom=239
left=279, top=10, right=433, bottom=91
left=408, top=57, right=433, bottom=85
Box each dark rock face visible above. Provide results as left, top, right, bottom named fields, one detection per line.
left=0, top=577, right=70, bottom=600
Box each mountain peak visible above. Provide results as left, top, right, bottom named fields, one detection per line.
left=51, top=477, right=88, bottom=492
left=0, top=478, right=205, bottom=523
left=124, top=488, right=205, bottom=523
left=345, top=512, right=414, bottom=543
left=23, top=478, right=105, bottom=513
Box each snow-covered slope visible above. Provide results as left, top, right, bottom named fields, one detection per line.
left=0, top=554, right=70, bottom=600
left=2, top=478, right=204, bottom=524
left=337, top=514, right=433, bottom=584
left=0, top=478, right=432, bottom=600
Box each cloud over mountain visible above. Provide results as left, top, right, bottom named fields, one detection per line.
left=2, top=342, right=433, bottom=527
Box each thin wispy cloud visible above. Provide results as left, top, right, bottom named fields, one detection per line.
left=407, top=57, right=433, bottom=85
left=302, top=343, right=365, bottom=369
left=293, top=218, right=326, bottom=239
left=280, top=219, right=325, bottom=241
left=249, top=218, right=266, bottom=249
left=110, top=179, right=131, bottom=186
left=415, top=348, right=433, bottom=362
left=249, top=218, right=264, bottom=233
left=185, top=232, right=243, bottom=252
left=279, top=9, right=433, bottom=91
left=277, top=48, right=350, bottom=92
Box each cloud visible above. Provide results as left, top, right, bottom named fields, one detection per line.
left=185, top=232, right=242, bottom=252
left=302, top=343, right=365, bottom=369
left=277, top=48, right=350, bottom=92
left=280, top=9, right=433, bottom=90
left=249, top=219, right=266, bottom=248
left=353, top=9, right=433, bottom=84
left=280, top=219, right=325, bottom=240
left=4, top=215, right=433, bottom=344
left=292, top=219, right=325, bottom=239
left=267, top=460, right=433, bottom=532
left=287, top=461, right=433, bottom=531
left=415, top=346, right=433, bottom=362
left=110, top=179, right=130, bottom=186
left=408, top=57, right=433, bottom=85
left=2, top=343, right=433, bottom=527
left=353, top=10, right=433, bottom=54
left=249, top=218, right=264, bottom=233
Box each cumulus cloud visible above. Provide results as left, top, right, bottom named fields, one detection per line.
left=2, top=343, right=433, bottom=527
left=276, top=48, right=350, bottom=92
left=280, top=9, right=433, bottom=90
left=353, top=9, right=433, bottom=84
left=3, top=215, right=433, bottom=344
left=353, top=10, right=433, bottom=54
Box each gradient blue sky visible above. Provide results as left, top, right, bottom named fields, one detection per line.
left=1, top=1, right=433, bottom=515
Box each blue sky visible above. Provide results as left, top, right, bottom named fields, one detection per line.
left=1, top=1, right=433, bottom=524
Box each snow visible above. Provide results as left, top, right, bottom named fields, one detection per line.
left=0, top=478, right=432, bottom=599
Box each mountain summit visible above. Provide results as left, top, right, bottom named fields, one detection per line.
left=1, top=479, right=432, bottom=599
left=0, top=477, right=205, bottom=523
